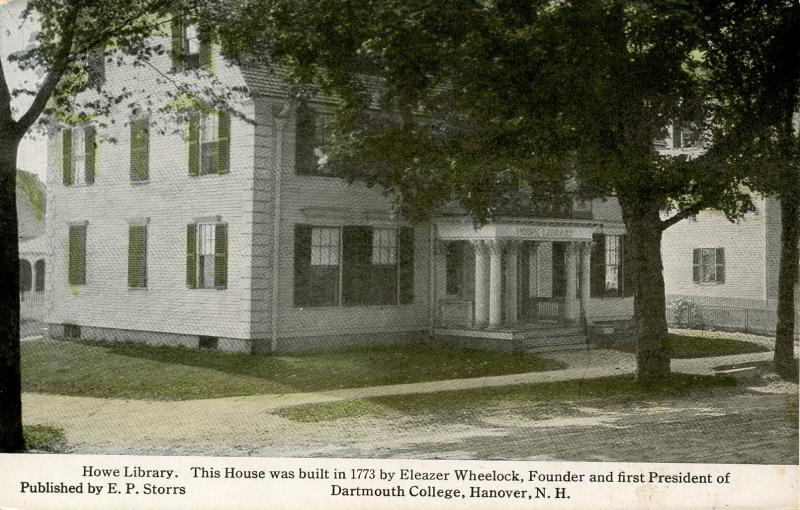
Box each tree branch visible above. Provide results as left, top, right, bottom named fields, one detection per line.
left=13, top=3, right=81, bottom=136
left=660, top=202, right=704, bottom=230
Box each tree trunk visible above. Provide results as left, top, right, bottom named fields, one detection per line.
left=0, top=131, right=24, bottom=452
left=618, top=192, right=671, bottom=384
left=774, top=188, right=800, bottom=380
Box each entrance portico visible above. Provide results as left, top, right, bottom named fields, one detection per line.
left=435, top=219, right=597, bottom=332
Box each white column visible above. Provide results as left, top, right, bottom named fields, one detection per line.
left=472, top=241, right=490, bottom=327
left=580, top=240, right=591, bottom=323
left=505, top=241, right=520, bottom=325
left=489, top=240, right=505, bottom=327
left=565, top=242, right=578, bottom=321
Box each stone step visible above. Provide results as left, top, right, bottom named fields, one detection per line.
left=525, top=342, right=589, bottom=354
left=520, top=335, right=588, bottom=347
left=515, top=328, right=585, bottom=340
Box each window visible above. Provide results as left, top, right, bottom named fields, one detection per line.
left=130, top=117, right=149, bottom=182
left=62, top=126, right=96, bottom=186
left=604, top=235, right=621, bottom=293
left=294, top=225, right=414, bottom=307
left=295, top=226, right=341, bottom=306
left=34, top=259, right=45, bottom=292
left=445, top=242, right=464, bottom=296
left=295, top=102, right=330, bottom=176
left=128, top=224, right=147, bottom=288
left=372, top=228, right=397, bottom=265
left=68, top=224, right=87, bottom=285
left=672, top=118, right=701, bottom=149
left=693, top=248, right=725, bottom=283
left=188, top=111, right=230, bottom=176
left=186, top=222, right=227, bottom=289
left=85, top=47, right=105, bottom=87
left=19, top=260, right=32, bottom=292
left=590, top=234, right=633, bottom=297
left=171, top=18, right=212, bottom=71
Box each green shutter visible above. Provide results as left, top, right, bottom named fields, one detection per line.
left=130, top=118, right=149, bottom=181
left=216, top=111, right=230, bottom=174
left=293, top=225, right=313, bottom=306
left=186, top=223, right=197, bottom=288
left=214, top=223, right=227, bottom=289
left=200, top=38, right=213, bottom=71
left=62, top=129, right=73, bottom=185
left=590, top=234, right=605, bottom=297
left=171, top=17, right=184, bottom=71
left=68, top=225, right=86, bottom=285
left=128, top=225, right=147, bottom=288
left=692, top=248, right=700, bottom=282
left=188, top=113, right=199, bottom=176
left=399, top=227, right=415, bottom=304
left=84, top=126, right=96, bottom=184
left=295, top=102, right=316, bottom=175
left=715, top=248, right=725, bottom=283
left=342, top=226, right=372, bottom=305
left=621, top=235, right=634, bottom=297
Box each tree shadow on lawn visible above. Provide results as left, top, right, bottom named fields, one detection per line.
left=27, top=341, right=565, bottom=398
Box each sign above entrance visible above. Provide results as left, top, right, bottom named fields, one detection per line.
left=436, top=221, right=596, bottom=241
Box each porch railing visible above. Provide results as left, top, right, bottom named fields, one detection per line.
left=531, top=297, right=562, bottom=321
left=20, top=290, right=46, bottom=321
left=437, top=300, right=474, bottom=327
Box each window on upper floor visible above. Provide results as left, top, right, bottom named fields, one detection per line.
left=62, top=126, right=96, bottom=186
left=693, top=247, right=725, bottom=284
left=171, top=18, right=213, bottom=72
left=188, top=110, right=230, bottom=176
left=295, top=102, right=332, bottom=176
left=186, top=221, right=227, bottom=289
left=130, top=117, right=150, bottom=182
left=84, top=47, right=105, bottom=88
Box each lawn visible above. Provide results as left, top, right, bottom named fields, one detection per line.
left=610, top=333, right=769, bottom=358
left=21, top=340, right=565, bottom=400
left=277, top=373, right=738, bottom=423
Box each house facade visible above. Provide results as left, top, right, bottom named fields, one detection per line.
left=44, top=21, right=636, bottom=353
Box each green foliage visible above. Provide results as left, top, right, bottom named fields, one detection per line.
left=213, top=0, right=751, bottom=222
left=16, top=169, right=45, bottom=220
left=611, top=333, right=769, bottom=359
left=23, top=423, right=66, bottom=452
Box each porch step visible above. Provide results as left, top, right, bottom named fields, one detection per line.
left=514, top=326, right=585, bottom=340
left=526, top=342, right=589, bottom=354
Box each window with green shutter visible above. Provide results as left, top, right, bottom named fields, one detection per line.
left=188, top=110, right=230, bottom=176
left=62, top=126, right=96, bottom=186
left=187, top=221, right=227, bottom=289
left=68, top=225, right=87, bottom=285
left=130, top=118, right=149, bottom=182
left=128, top=224, right=147, bottom=288
left=171, top=18, right=212, bottom=72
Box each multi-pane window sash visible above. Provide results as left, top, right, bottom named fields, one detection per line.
left=171, top=18, right=213, bottom=72
left=186, top=222, right=228, bottom=289
left=371, top=228, right=397, bottom=265
left=604, top=235, right=621, bottom=292
left=128, top=225, right=147, bottom=288
left=693, top=248, right=725, bottom=283
left=62, top=126, right=96, bottom=186
left=85, top=47, right=105, bottom=87
left=68, top=225, right=87, bottom=285
left=130, top=117, right=149, bottom=182
left=310, top=227, right=340, bottom=266
left=188, top=111, right=230, bottom=176
left=590, top=233, right=633, bottom=298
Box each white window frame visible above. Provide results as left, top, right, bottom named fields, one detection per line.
left=196, top=222, right=217, bottom=289
left=310, top=227, right=341, bottom=266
